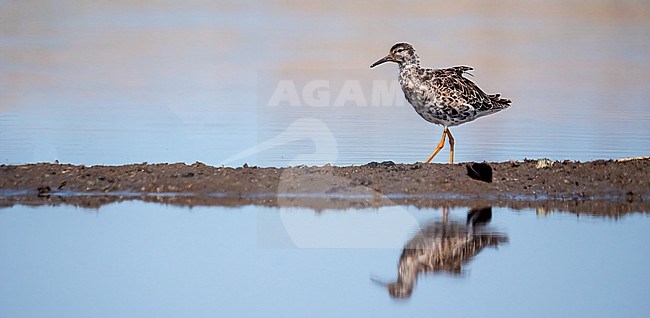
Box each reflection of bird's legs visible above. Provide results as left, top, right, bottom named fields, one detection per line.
left=466, top=212, right=474, bottom=237
left=372, top=191, right=382, bottom=209
left=442, top=206, right=449, bottom=222
left=446, top=129, right=455, bottom=164
left=425, top=128, right=448, bottom=164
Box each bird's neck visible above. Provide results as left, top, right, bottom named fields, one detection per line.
left=398, top=59, right=421, bottom=78
left=398, top=55, right=420, bottom=71
left=396, top=255, right=419, bottom=290
left=398, top=63, right=420, bottom=88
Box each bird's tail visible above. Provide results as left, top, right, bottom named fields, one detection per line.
left=489, top=93, right=511, bottom=109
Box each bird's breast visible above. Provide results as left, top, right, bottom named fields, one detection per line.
left=400, top=77, right=433, bottom=105
left=400, top=80, right=437, bottom=115
left=399, top=68, right=461, bottom=126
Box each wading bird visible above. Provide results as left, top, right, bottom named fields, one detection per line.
left=371, top=43, right=511, bottom=164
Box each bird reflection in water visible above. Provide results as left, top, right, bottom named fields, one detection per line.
left=377, top=207, right=508, bottom=298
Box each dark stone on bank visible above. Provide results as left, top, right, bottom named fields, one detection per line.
left=466, top=162, right=493, bottom=183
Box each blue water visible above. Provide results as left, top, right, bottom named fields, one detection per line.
left=1, top=1, right=649, bottom=166
left=0, top=202, right=648, bottom=318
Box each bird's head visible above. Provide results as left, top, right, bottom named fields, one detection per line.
left=388, top=281, right=413, bottom=299
left=371, top=276, right=414, bottom=299
left=370, top=42, right=420, bottom=68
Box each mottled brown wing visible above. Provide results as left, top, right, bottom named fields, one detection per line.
left=428, top=66, right=511, bottom=113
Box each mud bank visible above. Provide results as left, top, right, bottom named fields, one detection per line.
left=1, top=158, right=648, bottom=215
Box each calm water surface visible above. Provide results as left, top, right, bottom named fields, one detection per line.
left=1, top=1, right=649, bottom=166
left=0, top=202, right=648, bottom=317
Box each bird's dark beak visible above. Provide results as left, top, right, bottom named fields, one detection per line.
left=369, top=276, right=390, bottom=287
left=370, top=54, right=394, bottom=68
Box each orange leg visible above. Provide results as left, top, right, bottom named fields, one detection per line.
left=446, top=129, right=455, bottom=164
left=425, top=128, right=448, bottom=164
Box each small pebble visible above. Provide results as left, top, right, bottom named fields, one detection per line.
left=536, top=158, right=554, bottom=169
